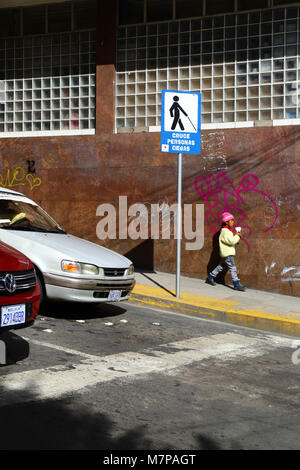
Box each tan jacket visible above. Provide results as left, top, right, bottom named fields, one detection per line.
left=219, top=227, right=240, bottom=258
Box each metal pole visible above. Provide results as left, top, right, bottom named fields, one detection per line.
left=176, top=153, right=182, bottom=298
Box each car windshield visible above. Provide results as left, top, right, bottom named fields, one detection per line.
left=0, top=198, right=65, bottom=233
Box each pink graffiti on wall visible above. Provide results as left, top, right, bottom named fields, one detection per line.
left=194, top=172, right=278, bottom=252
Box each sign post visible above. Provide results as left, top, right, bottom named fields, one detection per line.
left=161, top=90, right=201, bottom=298
left=176, top=152, right=182, bottom=298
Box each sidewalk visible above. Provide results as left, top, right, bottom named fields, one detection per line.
left=130, top=270, right=300, bottom=337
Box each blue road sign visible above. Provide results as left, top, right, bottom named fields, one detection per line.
left=161, top=90, right=201, bottom=155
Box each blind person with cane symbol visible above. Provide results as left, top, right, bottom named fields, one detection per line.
left=170, top=96, right=196, bottom=131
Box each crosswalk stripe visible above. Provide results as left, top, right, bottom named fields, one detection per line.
left=0, top=333, right=291, bottom=402
left=21, top=337, right=101, bottom=360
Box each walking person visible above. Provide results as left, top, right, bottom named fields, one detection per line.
left=170, top=96, right=187, bottom=130
left=205, top=212, right=246, bottom=291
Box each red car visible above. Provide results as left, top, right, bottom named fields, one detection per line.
left=0, top=242, right=40, bottom=332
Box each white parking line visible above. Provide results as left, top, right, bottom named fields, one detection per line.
left=1, top=332, right=290, bottom=402
left=21, top=337, right=100, bottom=360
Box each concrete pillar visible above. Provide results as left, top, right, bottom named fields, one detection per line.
left=0, top=339, right=6, bottom=365
left=96, top=0, right=117, bottom=135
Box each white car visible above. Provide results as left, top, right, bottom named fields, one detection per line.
left=0, top=187, right=135, bottom=303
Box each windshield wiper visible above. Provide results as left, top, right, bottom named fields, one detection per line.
left=40, top=228, right=66, bottom=234
left=38, top=226, right=66, bottom=234
left=1, top=225, right=37, bottom=231
left=1, top=225, right=65, bottom=233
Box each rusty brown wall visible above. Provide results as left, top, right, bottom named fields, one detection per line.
left=0, top=125, right=299, bottom=296
left=0, top=0, right=299, bottom=297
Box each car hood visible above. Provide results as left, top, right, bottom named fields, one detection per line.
left=0, top=241, right=32, bottom=272
left=1, top=231, right=131, bottom=269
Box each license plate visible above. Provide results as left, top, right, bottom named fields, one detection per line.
left=1, top=304, right=26, bottom=327
left=108, top=290, right=122, bottom=301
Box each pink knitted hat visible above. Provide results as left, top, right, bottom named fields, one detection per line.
left=222, top=212, right=234, bottom=223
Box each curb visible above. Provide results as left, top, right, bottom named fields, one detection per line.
left=130, top=291, right=300, bottom=337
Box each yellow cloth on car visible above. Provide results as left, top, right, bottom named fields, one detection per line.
left=9, top=212, right=26, bottom=225
left=219, top=227, right=240, bottom=258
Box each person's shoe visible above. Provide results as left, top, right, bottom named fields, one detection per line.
left=205, top=275, right=216, bottom=286
left=233, top=280, right=246, bottom=291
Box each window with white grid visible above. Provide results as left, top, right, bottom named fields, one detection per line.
left=115, top=5, right=300, bottom=131
left=0, top=31, right=96, bottom=135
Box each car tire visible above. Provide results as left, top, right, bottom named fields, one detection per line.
left=37, top=274, right=45, bottom=306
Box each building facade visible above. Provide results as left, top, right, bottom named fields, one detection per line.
left=0, top=0, right=299, bottom=296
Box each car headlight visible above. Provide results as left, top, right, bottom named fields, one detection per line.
left=61, top=260, right=99, bottom=275
left=61, top=261, right=80, bottom=273
left=81, top=263, right=99, bottom=275
left=127, top=264, right=134, bottom=275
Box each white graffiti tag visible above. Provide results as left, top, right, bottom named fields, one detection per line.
left=265, top=262, right=300, bottom=282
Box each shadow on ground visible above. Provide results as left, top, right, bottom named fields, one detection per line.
left=0, top=386, right=231, bottom=450
left=138, top=272, right=177, bottom=297
left=0, top=332, right=30, bottom=366
left=0, top=388, right=151, bottom=450
left=39, top=301, right=127, bottom=321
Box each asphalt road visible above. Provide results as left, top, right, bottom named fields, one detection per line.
left=0, top=300, right=300, bottom=450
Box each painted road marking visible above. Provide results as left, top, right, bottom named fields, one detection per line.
left=21, top=337, right=100, bottom=360
left=131, top=284, right=300, bottom=336
left=0, top=333, right=291, bottom=402
left=132, top=283, right=300, bottom=319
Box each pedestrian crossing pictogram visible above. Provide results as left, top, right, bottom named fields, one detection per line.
left=161, top=90, right=201, bottom=154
